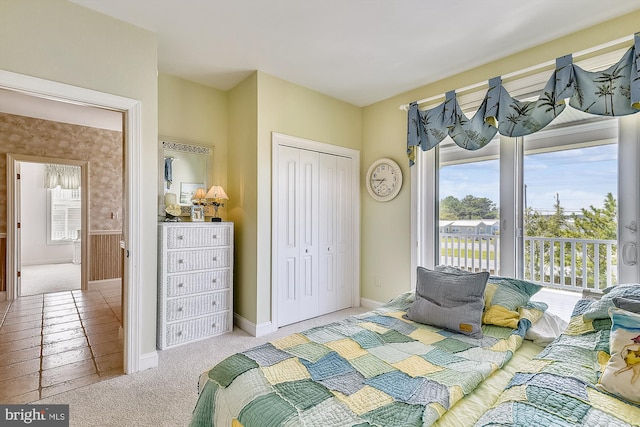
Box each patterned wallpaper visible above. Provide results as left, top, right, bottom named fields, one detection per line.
left=0, top=112, right=123, bottom=233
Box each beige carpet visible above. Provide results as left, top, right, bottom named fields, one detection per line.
left=35, top=307, right=370, bottom=427
left=20, top=263, right=81, bottom=296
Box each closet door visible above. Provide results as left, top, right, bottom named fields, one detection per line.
left=276, top=146, right=319, bottom=326
left=318, top=154, right=353, bottom=314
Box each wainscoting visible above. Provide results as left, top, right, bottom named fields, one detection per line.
left=0, top=234, right=5, bottom=295
left=89, top=231, right=123, bottom=282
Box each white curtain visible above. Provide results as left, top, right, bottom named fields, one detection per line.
left=44, top=164, right=81, bottom=189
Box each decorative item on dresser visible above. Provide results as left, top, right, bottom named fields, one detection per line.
left=157, top=222, right=234, bottom=349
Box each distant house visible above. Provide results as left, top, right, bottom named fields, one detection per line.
left=440, top=219, right=499, bottom=235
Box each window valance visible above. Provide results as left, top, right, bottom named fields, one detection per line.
left=44, top=164, right=81, bottom=189
left=407, top=33, right=640, bottom=166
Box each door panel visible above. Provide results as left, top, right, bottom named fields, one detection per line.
left=277, top=146, right=301, bottom=326
left=336, top=156, right=352, bottom=309
left=318, top=154, right=337, bottom=314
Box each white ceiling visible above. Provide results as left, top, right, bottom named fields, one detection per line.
left=65, top=1, right=640, bottom=106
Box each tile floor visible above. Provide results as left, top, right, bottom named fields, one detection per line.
left=0, top=286, right=124, bottom=403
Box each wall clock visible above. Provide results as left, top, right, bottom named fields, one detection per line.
left=366, top=158, right=403, bottom=202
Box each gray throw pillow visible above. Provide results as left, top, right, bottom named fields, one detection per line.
left=612, top=296, right=640, bottom=314
left=405, top=267, right=489, bottom=338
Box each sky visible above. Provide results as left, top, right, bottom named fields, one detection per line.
left=440, top=144, right=618, bottom=215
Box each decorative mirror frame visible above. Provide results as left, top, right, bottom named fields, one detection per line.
left=158, top=139, right=212, bottom=218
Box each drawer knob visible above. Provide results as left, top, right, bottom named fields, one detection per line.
left=177, top=235, right=184, bottom=240
left=177, top=331, right=183, bottom=336
left=178, top=259, right=184, bottom=264
left=178, top=283, right=184, bottom=288
left=177, top=307, right=183, bottom=311
left=212, top=234, right=217, bottom=239
left=212, top=301, right=217, bottom=306
left=212, top=279, right=217, bottom=283
left=212, top=257, right=218, bottom=261
left=211, top=324, right=217, bottom=328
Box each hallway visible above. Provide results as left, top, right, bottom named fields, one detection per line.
left=0, top=286, right=123, bottom=403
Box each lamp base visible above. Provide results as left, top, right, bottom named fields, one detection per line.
left=211, top=217, right=222, bottom=222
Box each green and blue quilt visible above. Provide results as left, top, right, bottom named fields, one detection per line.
left=190, top=293, right=544, bottom=427
left=475, top=298, right=640, bottom=426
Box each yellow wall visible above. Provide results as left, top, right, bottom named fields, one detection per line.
left=254, top=72, right=362, bottom=325
left=0, top=0, right=158, bottom=355
left=360, top=10, right=640, bottom=303
left=158, top=74, right=229, bottom=201
left=227, top=72, right=362, bottom=325
left=2, top=0, right=638, bottom=347
left=228, top=73, right=259, bottom=323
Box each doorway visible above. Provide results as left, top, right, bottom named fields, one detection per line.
left=18, top=161, right=84, bottom=297
left=0, top=69, right=149, bottom=375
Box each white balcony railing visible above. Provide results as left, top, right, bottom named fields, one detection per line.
left=440, top=233, right=617, bottom=292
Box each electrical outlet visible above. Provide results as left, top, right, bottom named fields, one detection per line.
left=374, top=276, right=382, bottom=287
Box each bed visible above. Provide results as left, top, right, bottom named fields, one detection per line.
left=189, top=269, right=550, bottom=427
left=475, top=284, right=640, bottom=426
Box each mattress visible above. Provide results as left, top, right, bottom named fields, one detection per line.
left=190, top=292, right=545, bottom=427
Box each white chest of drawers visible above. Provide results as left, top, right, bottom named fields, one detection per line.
left=157, top=222, right=233, bottom=349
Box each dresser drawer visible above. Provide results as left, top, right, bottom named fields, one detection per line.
left=167, top=248, right=230, bottom=273
left=166, top=291, right=230, bottom=321
left=166, top=270, right=230, bottom=297
left=166, top=226, right=230, bottom=249
left=165, top=313, right=230, bottom=347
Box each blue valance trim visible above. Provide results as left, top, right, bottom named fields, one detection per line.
left=407, top=32, right=640, bottom=166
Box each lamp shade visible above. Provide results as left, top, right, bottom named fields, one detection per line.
left=205, top=185, right=229, bottom=200
left=191, top=188, right=207, bottom=202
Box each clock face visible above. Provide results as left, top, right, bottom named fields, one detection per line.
left=366, top=158, right=402, bottom=201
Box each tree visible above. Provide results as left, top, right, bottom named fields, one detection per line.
left=440, top=196, right=462, bottom=220
left=440, top=195, right=498, bottom=219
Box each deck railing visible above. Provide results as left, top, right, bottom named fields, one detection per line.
left=440, top=233, right=617, bottom=292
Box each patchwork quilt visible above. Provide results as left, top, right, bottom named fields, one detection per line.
left=475, top=298, right=640, bottom=427
left=190, top=292, right=544, bottom=427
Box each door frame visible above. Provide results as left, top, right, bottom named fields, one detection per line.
left=0, top=70, right=146, bottom=374
left=7, top=155, right=89, bottom=298
left=271, top=132, right=361, bottom=331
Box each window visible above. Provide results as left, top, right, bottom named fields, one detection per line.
left=48, top=186, right=81, bottom=244
left=415, top=108, right=639, bottom=291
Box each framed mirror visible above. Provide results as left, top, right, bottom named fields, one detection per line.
left=158, top=139, right=212, bottom=218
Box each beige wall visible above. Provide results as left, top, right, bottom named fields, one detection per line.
left=0, top=113, right=124, bottom=233
left=360, top=10, right=640, bottom=303
left=0, top=0, right=158, bottom=355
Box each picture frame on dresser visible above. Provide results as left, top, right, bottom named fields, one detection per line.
left=157, top=222, right=234, bottom=349
left=190, top=205, right=204, bottom=222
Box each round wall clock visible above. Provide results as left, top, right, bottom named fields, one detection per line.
left=366, top=158, right=403, bottom=202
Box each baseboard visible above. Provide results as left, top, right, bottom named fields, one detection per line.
left=88, top=278, right=121, bottom=291
left=360, top=297, right=384, bottom=310
left=233, top=312, right=274, bottom=337
left=138, top=350, right=159, bottom=371
left=0, top=291, right=6, bottom=302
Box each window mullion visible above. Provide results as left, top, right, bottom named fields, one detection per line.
left=499, top=135, right=522, bottom=278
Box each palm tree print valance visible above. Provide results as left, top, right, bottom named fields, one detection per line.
left=407, top=32, right=640, bottom=165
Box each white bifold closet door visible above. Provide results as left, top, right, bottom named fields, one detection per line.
left=277, top=145, right=353, bottom=327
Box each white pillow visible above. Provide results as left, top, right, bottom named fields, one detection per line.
left=597, top=308, right=640, bottom=404
left=525, top=310, right=567, bottom=346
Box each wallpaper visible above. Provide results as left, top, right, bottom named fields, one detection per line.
left=0, top=112, right=123, bottom=233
